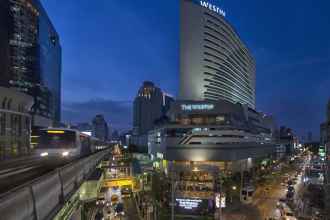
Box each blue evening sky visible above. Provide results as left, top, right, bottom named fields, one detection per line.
left=42, top=0, right=330, bottom=139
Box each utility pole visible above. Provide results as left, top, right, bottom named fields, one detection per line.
left=171, top=176, right=176, bottom=220
left=240, top=160, right=244, bottom=202
left=218, top=179, right=222, bottom=220
left=215, top=169, right=222, bottom=220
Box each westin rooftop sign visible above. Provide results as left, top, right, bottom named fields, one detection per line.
left=198, top=1, right=226, bottom=17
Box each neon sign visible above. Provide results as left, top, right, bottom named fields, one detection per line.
left=200, top=1, right=226, bottom=17
left=181, top=104, right=214, bottom=111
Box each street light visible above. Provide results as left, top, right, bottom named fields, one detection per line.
left=232, top=186, right=237, bottom=191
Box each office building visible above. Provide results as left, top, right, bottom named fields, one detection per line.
left=148, top=2, right=276, bottom=217
left=320, top=99, right=330, bottom=215
left=0, top=0, right=61, bottom=127
left=279, top=126, right=297, bottom=155
left=148, top=100, right=275, bottom=213
left=132, top=81, right=174, bottom=148
left=92, top=115, right=109, bottom=141
left=179, top=0, right=255, bottom=109
left=148, top=100, right=274, bottom=163
left=111, top=130, right=120, bottom=142
left=321, top=99, right=330, bottom=145
left=0, top=87, right=34, bottom=160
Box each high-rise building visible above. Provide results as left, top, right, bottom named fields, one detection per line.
left=0, top=87, right=34, bottom=160
left=133, top=81, right=174, bottom=136
left=147, top=2, right=276, bottom=217
left=92, top=115, right=109, bottom=141
left=111, top=130, right=120, bottom=142
left=320, top=99, right=330, bottom=145
left=0, top=0, right=61, bottom=127
left=279, top=126, right=296, bottom=155
left=179, top=0, right=255, bottom=109
left=132, top=81, right=174, bottom=149
left=321, top=99, right=330, bottom=215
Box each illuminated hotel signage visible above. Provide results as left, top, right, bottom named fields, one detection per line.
left=198, top=1, right=226, bottom=17
left=176, top=198, right=202, bottom=210
left=181, top=104, right=214, bottom=111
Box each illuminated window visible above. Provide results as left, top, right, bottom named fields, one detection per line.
left=181, top=117, right=191, bottom=125
left=192, top=117, right=203, bottom=125
left=216, top=116, right=225, bottom=122
left=0, top=113, right=6, bottom=136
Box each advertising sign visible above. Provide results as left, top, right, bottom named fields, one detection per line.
left=181, top=104, right=214, bottom=111
left=215, top=193, right=226, bottom=208
left=175, top=197, right=215, bottom=216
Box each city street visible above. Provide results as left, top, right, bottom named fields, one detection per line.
left=253, top=156, right=307, bottom=219
left=221, top=155, right=308, bottom=220
left=93, top=147, right=140, bottom=220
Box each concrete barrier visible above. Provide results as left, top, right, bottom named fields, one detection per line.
left=32, top=172, right=62, bottom=220
left=59, top=163, right=79, bottom=199
left=0, top=187, right=34, bottom=220
left=76, top=160, right=85, bottom=184
left=0, top=149, right=110, bottom=220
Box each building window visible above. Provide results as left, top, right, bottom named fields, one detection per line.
left=181, top=117, right=191, bottom=125
left=18, top=115, right=22, bottom=136
left=10, top=114, right=16, bottom=136
left=2, top=98, right=7, bottom=109
left=7, top=99, right=12, bottom=110
left=0, top=113, right=6, bottom=136
left=205, top=117, right=216, bottom=124
left=0, top=141, right=4, bottom=160
left=216, top=116, right=225, bottom=122
left=191, top=117, right=204, bottom=125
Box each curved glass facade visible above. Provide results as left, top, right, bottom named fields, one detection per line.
left=180, top=0, right=256, bottom=109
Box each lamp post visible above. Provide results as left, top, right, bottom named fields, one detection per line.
left=231, top=186, right=237, bottom=203
left=170, top=177, right=178, bottom=220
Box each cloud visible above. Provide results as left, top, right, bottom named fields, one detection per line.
left=62, top=99, right=132, bottom=130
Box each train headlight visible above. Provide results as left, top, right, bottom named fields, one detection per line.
left=62, top=151, right=69, bottom=157
left=40, top=152, right=48, bottom=157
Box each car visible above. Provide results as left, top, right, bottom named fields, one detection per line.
left=282, top=206, right=297, bottom=220
left=284, top=212, right=297, bottom=220
left=121, top=187, right=132, bottom=198
left=286, top=191, right=294, bottom=199
left=287, top=186, right=295, bottom=192
left=95, top=211, right=104, bottom=220
left=279, top=198, right=286, bottom=203
left=276, top=201, right=283, bottom=208
left=115, top=203, right=125, bottom=216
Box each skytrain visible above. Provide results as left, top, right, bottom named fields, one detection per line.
left=33, top=128, right=110, bottom=159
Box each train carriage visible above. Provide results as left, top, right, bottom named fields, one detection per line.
left=34, top=128, right=109, bottom=159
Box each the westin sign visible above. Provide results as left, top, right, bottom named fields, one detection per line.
left=199, top=1, right=226, bottom=17
left=181, top=104, right=215, bottom=111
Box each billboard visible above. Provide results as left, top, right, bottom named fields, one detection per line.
left=175, top=197, right=215, bottom=216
